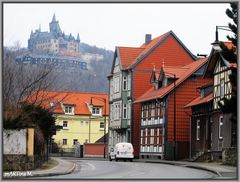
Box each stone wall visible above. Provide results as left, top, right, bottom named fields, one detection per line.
left=3, top=155, right=34, bottom=171
left=3, top=155, right=46, bottom=171
left=222, top=147, right=237, bottom=166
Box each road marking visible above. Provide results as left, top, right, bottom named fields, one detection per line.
left=79, top=162, right=96, bottom=171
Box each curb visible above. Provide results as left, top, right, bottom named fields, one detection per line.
left=3, top=161, right=77, bottom=179
left=184, top=165, right=222, bottom=177
left=138, top=160, right=222, bottom=177
left=32, top=162, right=77, bottom=177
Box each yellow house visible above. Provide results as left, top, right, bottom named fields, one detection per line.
left=54, top=112, right=109, bottom=149
left=29, top=90, right=109, bottom=150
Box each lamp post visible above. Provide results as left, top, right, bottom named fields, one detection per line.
left=215, top=26, right=231, bottom=42
left=90, top=97, right=107, bottom=159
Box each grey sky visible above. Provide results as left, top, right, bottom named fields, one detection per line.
left=3, top=3, right=233, bottom=55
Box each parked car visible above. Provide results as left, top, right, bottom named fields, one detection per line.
left=109, top=142, right=134, bottom=162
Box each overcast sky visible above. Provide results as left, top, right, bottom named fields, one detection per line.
left=3, top=3, right=233, bottom=55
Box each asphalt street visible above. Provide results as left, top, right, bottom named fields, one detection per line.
left=36, top=158, right=218, bottom=179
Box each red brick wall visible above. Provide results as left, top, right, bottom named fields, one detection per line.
left=84, top=144, right=108, bottom=157
left=132, top=34, right=195, bottom=157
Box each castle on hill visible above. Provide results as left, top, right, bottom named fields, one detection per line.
left=28, top=14, right=80, bottom=58
left=16, top=14, right=87, bottom=70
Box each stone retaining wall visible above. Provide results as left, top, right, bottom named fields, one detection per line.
left=3, top=155, right=46, bottom=171
left=222, top=147, right=237, bottom=166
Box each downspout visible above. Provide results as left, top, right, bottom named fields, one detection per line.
left=183, top=109, right=192, bottom=160
left=190, top=117, right=192, bottom=160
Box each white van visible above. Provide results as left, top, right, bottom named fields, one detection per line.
left=109, top=142, right=134, bottom=162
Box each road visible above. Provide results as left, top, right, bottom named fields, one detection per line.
left=40, top=158, right=217, bottom=179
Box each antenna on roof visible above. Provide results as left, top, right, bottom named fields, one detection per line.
left=162, top=59, right=165, bottom=68
left=151, top=63, right=156, bottom=71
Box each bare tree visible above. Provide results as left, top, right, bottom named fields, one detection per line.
left=3, top=46, right=58, bottom=122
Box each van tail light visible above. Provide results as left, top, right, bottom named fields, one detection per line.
left=117, top=151, right=119, bottom=155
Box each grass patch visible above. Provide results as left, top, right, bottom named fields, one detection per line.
left=38, top=159, right=59, bottom=170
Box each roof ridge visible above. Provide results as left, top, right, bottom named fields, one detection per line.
left=38, top=90, right=108, bottom=95
left=117, top=46, right=144, bottom=49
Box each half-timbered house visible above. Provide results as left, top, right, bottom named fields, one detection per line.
left=186, top=41, right=237, bottom=161
left=184, top=84, right=213, bottom=161
left=135, top=58, right=211, bottom=160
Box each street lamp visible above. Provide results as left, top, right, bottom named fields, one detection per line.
left=90, top=96, right=107, bottom=159
left=214, top=26, right=231, bottom=42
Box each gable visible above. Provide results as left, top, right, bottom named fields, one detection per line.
left=131, top=31, right=196, bottom=69
left=113, top=55, right=121, bottom=74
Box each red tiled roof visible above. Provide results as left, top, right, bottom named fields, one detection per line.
left=135, top=58, right=208, bottom=103
left=116, top=31, right=196, bottom=71
left=132, top=32, right=170, bottom=66
left=162, top=66, right=188, bottom=78
left=184, top=93, right=213, bottom=108
left=27, top=90, right=109, bottom=115
left=117, top=47, right=144, bottom=70
left=116, top=31, right=171, bottom=70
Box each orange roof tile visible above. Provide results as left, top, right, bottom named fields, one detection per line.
left=116, top=31, right=196, bottom=71
left=127, top=32, right=170, bottom=69
left=184, top=93, right=213, bottom=108
left=27, top=90, right=109, bottom=115
left=162, top=66, right=189, bottom=78
left=117, top=47, right=144, bottom=70
left=135, top=58, right=208, bottom=103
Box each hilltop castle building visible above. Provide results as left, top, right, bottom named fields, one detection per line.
left=16, top=14, right=87, bottom=70
left=28, top=14, right=80, bottom=58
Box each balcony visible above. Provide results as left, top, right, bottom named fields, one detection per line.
left=110, top=119, right=128, bottom=130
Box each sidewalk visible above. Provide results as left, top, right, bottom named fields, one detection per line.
left=31, top=157, right=76, bottom=177
left=136, top=159, right=237, bottom=178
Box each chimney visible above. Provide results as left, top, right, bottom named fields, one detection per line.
left=145, top=34, right=152, bottom=45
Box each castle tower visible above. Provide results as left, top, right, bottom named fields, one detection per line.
left=49, top=13, right=62, bottom=34
left=77, top=33, right=80, bottom=42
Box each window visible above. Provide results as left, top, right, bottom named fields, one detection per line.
left=81, top=121, right=88, bottom=126
left=123, top=76, right=127, bottom=91
left=114, top=103, right=120, bottom=120
left=128, top=74, right=131, bottom=90
left=65, top=106, right=74, bottom=114
left=63, top=121, right=68, bottom=128
left=127, top=101, right=131, bottom=119
left=63, top=139, right=67, bottom=145
left=196, top=120, right=200, bottom=141
left=192, top=75, right=197, bottom=82
left=92, top=107, right=100, bottom=115
left=100, top=122, right=104, bottom=130
left=114, top=76, right=120, bottom=93
left=73, top=139, right=78, bottom=145
left=220, top=79, right=224, bottom=98
left=50, top=102, right=55, bottom=107
left=123, top=104, right=127, bottom=119
left=219, top=116, right=223, bottom=139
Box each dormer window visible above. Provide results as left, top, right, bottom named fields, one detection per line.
left=92, top=107, right=100, bottom=115
left=64, top=105, right=74, bottom=115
